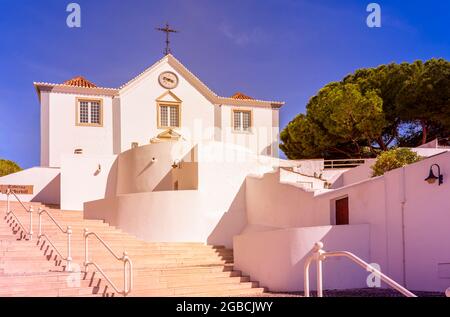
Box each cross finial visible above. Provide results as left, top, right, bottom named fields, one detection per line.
left=156, top=23, right=179, bottom=56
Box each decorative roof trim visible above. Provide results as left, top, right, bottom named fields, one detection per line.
left=34, top=54, right=285, bottom=107
left=119, top=54, right=285, bottom=107
left=156, top=90, right=182, bottom=103
left=231, top=92, right=254, bottom=100
left=34, top=82, right=119, bottom=97
left=63, top=76, right=97, bottom=88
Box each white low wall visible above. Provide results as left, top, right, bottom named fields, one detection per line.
left=0, top=167, right=60, bottom=204
left=234, top=224, right=370, bottom=292
left=330, top=159, right=376, bottom=189
left=60, top=154, right=118, bottom=211
left=245, top=170, right=326, bottom=231
left=83, top=141, right=276, bottom=247
left=84, top=188, right=247, bottom=249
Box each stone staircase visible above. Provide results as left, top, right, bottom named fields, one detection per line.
left=0, top=200, right=265, bottom=297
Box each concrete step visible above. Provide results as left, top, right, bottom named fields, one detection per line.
left=0, top=200, right=265, bottom=297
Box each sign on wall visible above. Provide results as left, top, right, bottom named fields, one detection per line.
left=0, top=185, right=34, bottom=195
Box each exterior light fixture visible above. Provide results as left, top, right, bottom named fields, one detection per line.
left=172, top=159, right=182, bottom=169
left=424, top=164, right=443, bottom=186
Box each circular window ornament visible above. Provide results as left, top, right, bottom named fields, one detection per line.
left=158, top=71, right=179, bottom=89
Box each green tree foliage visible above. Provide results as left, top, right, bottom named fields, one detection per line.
left=281, top=58, right=450, bottom=159
left=0, top=159, right=22, bottom=177
left=396, top=59, right=450, bottom=145
left=371, top=148, right=422, bottom=177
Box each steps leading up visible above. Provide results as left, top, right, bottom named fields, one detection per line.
left=0, top=200, right=265, bottom=297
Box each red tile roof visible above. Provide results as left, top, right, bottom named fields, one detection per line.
left=231, top=92, right=254, bottom=100
left=63, top=76, right=97, bottom=88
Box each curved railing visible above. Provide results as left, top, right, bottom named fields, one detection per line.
left=84, top=229, right=133, bottom=296
left=4, top=189, right=34, bottom=240
left=304, top=242, right=417, bottom=297
left=38, top=208, right=73, bottom=272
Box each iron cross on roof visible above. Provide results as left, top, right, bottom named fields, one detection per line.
left=156, top=23, right=179, bottom=56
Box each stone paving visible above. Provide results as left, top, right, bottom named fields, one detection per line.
left=250, top=288, right=445, bottom=297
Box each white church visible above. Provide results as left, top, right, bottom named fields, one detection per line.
left=1, top=51, right=449, bottom=297
left=35, top=54, right=283, bottom=168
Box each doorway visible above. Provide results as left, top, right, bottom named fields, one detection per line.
left=335, top=197, right=349, bottom=225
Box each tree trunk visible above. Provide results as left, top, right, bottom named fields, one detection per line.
left=420, top=120, right=428, bottom=145
left=377, top=137, right=387, bottom=151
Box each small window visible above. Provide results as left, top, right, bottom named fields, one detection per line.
left=233, top=110, right=252, bottom=132
left=158, top=104, right=180, bottom=128
left=77, top=99, right=103, bottom=126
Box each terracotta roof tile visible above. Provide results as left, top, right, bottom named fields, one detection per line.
left=63, top=76, right=97, bottom=88
left=231, top=92, right=254, bottom=100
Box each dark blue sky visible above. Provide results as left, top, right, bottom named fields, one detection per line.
left=0, top=0, right=449, bottom=168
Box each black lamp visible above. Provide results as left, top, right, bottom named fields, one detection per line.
left=424, top=164, right=444, bottom=186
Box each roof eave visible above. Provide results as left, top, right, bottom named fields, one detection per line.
left=217, top=97, right=285, bottom=108
left=34, top=82, right=119, bottom=97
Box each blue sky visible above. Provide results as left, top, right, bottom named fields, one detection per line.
left=0, top=0, right=449, bottom=168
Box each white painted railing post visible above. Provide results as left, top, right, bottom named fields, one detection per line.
left=67, top=226, right=73, bottom=272
left=84, top=228, right=89, bottom=273
left=29, top=206, right=33, bottom=241
left=304, top=259, right=310, bottom=297
left=123, top=252, right=129, bottom=294
left=313, top=242, right=325, bottom=297
left=38, top=208, right=42, bottom=237
left=6, top=189, right=10, bottom=215
left=316, top=252, right=324, bottom=297
left=304, top=242, right=325, bottom=297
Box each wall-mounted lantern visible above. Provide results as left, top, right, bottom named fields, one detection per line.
left=172, top=159, right=182, bottom=169
left=424, top=164, right=444, bottom=186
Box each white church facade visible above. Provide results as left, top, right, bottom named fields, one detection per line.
left=35, top=54, right=283, bottom=168
left=1, top=53, right=449, bottom=295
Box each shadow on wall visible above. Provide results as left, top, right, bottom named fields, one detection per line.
left=104, top=158, right=119, bottom=199
left=207, top=180, right=247, bottom=247
left=154, top=145, right=199, bottom=192
left=32, top=173, right=61, bottom=205
left=101, top=143, right=200, bottom=199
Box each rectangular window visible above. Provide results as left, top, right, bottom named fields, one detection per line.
left=77, top=99, right=103, bottom=126
left=79, top=101, right=89, bottom=124
left=160, top=106, right=169, bottom=127
left=233, top=110, right=252, bottom=132
left=90, top=102, right=101, bottom=124
left=159, top=104, right=180, bottom=128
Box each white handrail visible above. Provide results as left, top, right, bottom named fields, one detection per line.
left=38, top=208, right=73, bottom=272
left=84, top=229, right=133, bottom=296
left=324, top=159, right=366, bottom=169
left=304, top=242, right=417, bottom=297
left=5, top=189, right=34, bottom=240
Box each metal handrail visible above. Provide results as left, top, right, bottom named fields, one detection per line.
left=304, top=242, right=417, bottom=297
left=5, top=189, right=34, bottom=240
left=324, top=159, right=366, bottom=169
left=84, top=229, right=133, bottom=296
left=38, top=208, right=73, bottom=272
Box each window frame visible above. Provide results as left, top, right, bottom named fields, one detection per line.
left=157, top=101, right=181, bottom=129
left=232, top=109, right=253, bottom=133
left=75, top=98, right=103, bottom=127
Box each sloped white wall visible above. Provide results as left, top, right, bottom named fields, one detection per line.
left=0, top=167, right=60, bottom=204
